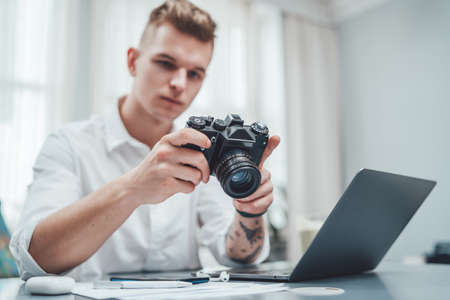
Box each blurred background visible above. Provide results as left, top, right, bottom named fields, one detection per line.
left=1, top=0, right=449, bottom=265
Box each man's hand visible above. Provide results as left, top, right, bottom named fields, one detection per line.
left=123, top=128, right=211, bottom=205
left=233, top=135, right=281, bottom=214
left=226, top=135, right=280, bottom=263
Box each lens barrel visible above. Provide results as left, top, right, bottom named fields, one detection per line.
left=214, top=149, right=261, bottom=198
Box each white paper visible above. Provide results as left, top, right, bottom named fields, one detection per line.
left=72, top=282, right=288, bottom=299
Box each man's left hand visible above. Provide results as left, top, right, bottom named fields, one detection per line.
left=233, top=135, right=281, bottom=215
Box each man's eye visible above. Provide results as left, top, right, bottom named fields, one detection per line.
left=156, top=60, right=176, bottom=69
left=188, top=70, right=201, bottom=80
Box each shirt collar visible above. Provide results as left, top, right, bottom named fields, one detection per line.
left=103, top=97, right=149, bottom=152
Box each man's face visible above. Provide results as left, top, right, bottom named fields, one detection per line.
left=129, top=22, right=213, bottom=122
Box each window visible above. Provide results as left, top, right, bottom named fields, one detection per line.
left=0, top=0, right=53, bottom=228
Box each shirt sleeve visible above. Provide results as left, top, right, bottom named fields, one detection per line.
left=195, top=177, right=270, bottom=267
left=9, top=131, right=82, bottom=280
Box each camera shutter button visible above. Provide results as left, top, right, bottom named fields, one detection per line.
left=188, top=116, right=206, bottom=129
left=250, top=122, right=269, bottom=135
left=205, top=116, right=214, bottom=126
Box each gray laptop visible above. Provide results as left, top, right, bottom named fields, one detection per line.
left=226, top=169, right=436, bottom=282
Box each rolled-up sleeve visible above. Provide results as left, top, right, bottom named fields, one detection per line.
left=195, top=177, right=270, bottom=267
left=9, top=131, right=82, bottom=280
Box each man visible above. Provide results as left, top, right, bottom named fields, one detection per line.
left=10, top=0, right=280, bottom=280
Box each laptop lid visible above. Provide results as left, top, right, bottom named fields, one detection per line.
left=290, top=169, right=436, bottom=281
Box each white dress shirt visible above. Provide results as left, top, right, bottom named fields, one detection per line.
left=9, top=99, right=269, bottom=281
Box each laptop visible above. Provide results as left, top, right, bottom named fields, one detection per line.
left=225, top=169, right=436, bottom=282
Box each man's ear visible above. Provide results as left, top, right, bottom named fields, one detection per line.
left=127, top=47, right=140, bottom=77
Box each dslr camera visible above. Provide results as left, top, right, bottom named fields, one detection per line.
left=184, top=113, right=269, bottom=199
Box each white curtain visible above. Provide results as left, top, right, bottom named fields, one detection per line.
left=0, top=0, right=88, bottom=230
left=283, top=14, right=342, bottom=260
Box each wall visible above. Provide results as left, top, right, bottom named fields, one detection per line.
left=338, top=0, right=450, bottom=259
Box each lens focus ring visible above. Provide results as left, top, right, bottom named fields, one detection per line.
left=214, top=149, right=261, bottom=199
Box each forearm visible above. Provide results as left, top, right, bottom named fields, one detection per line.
left=28, top=176, right=139, bottom=274
left=225, top=214, right=265, bottom=263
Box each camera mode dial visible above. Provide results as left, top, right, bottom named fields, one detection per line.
left=187, top=116, right=206, bottom=129
left=250, top=122, right=269, bottom=135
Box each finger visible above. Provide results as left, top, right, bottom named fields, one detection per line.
left=236, top=179, right=273, bottom=203
left=234, top=193, right=274, bottom=215
left=259, top=168, right=271, bottom=185
left=170, top=147, right=210, bottom=183
left=172, top=178, right=196, bottom=194
left=163, top=177, right=195, bottom=197
left=169, top=163, right=203, bottom=186
left=163, top=128, right=211, bottom=149
left=259, top=135, right=280, bottom=169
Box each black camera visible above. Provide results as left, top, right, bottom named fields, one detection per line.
left=184, top=113, right=269, bottom=199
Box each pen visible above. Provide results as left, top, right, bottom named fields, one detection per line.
left=93, top=280, right=193, bottom=289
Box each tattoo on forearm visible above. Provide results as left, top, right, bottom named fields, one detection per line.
left=239, top=221, right=262, bottom=246
left=231, top=246, right=262, bottom=264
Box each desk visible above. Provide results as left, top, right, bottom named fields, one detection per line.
left=1, top=261, right=450, bottom=299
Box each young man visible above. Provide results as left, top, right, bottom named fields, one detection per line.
left=10, top=0, right=280, bottom=280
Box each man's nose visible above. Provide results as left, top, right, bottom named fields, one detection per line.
left=169, top=69, right=187, bottom=94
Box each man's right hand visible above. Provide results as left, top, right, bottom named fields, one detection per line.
left=123, top=128, right=212, bottom=205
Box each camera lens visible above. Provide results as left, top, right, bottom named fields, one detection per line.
left=231, top=170, right=251, bottom=184
left=214, top=149, right=261, bottom=199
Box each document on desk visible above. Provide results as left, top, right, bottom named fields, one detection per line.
left=73, top=282, right=287, bottom=299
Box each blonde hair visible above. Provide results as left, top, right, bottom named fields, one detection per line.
left=140, top=0, right=216, bottom=45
